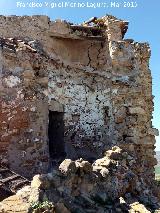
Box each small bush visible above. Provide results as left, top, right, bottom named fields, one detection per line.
left=30, top=201, right=55, bottom=213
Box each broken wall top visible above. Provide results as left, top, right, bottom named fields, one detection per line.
left=0, top=14, right=151, bottom=75
left=0, top=14, right=128, bottom=43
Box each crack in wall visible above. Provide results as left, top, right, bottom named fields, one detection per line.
left=87, top=42, right=93, bottom=67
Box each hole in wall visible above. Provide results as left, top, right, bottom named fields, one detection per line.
left=48, top=111, right=66, bottom=159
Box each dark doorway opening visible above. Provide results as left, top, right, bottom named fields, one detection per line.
left=48, top=111, right=66, bottom=159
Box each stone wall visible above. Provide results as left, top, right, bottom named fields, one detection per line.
left=0, top=39, right=49, bottom=177
left=0, top=15, right=158, bottom=183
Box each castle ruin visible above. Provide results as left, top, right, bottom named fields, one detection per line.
left=0, top=15, right=158, bottom=200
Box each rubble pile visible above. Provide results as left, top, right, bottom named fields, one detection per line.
left=0, top=147, right=159, bottom=212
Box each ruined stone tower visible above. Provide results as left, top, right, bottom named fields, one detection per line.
left=0, top=15, right=158, bottom=185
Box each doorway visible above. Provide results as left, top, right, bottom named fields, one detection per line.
left=48, top=111, right=65, bottom=159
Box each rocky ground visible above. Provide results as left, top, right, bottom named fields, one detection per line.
left=0, top=146, right=160, bottom=213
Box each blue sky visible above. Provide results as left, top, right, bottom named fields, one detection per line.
left=0, top=0, right=160, bottom=150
